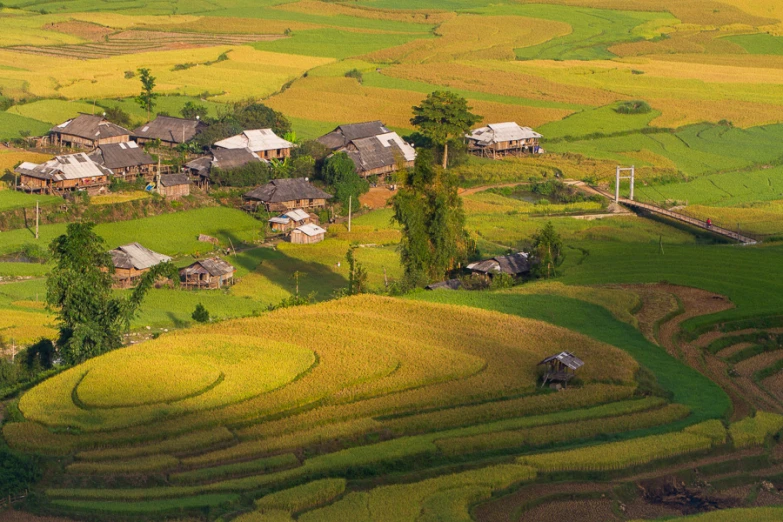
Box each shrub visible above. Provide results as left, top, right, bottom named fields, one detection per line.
left=344, top=68, right=363, bottom=84
left=192, top=303, right=210, bottom=323
left=615, top=100, right=652, bottom=115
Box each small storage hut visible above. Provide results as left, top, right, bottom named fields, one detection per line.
left=158, top=174, right=191, bottom=198
left=133, top=116, right=206, bottom=148
left=180, top=258, right=235, bottom=289
left=15, top=153, right=112, bottom=195
left=243, top=178, right=332, bottom=212
left=290, top=223, right=326, bottom=244
left=49, top=114, right=130, bottom=150
left=214, top=129, right=293, bottom=160
left=466, top=253, right=530, bottom=277
left=109, top=242, right=171, bottom=288
left=466, top=122, right=542, bottom=158
left=88, top=141, right=156, bottom=181
left=538, top=352, right=584, bottom=388
left=268, top=208, right=318, bottom=233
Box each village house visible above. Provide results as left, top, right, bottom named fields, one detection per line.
left=318, top=121, right=415, bottom=178
left=268, top=208, right=318, bottom=233
left=49, top=114, right=131, bottom=150
left=157, top=173, right=191, bottom=198
left=88, top=141, right=156, bottom=181
left=466, top=122, right=543, bottom=158
left=15, top=153, right=112, bottom=195
left=290, top=223, right=326, bottom=244
left=243, top=178, right=332, bottom=212
left=186, top=148, right=265, bottom=189
left=214, top=129, right=293, bottom=160
left=466, top=252, right=530, bottom=278
left=109, top=242, right=171, bottom=288
left=180, top=258, right=235, bottom=290
left=133, top=116, right=206, bottom=148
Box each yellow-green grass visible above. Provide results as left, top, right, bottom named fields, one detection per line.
left=0, top=309, right=57, bottom=344
left=90, top=191, right=151, bottom=205
left=0, top=46, right=333, bottom=102
left=0, top=111, right=51, bottom=140
left=9, top=296, right=637, bottom=453
left=729, top=411, right=783, bottom=448
left=67, top=454, right=179, bottom=474
left=0, top=186, right=61, bottom=211
left=20, top=334, right=316, bottom=430
left=0, top=150, right=52, bottom=175
left=7, top=99, right=97, bottom=125
left=76, top=427, right=234, bottom=461
left=254, top=477, right=346, bottom=513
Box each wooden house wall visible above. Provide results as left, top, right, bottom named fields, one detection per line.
left=160, top=184, right=190, bottom=198
left=267, top=197, right=327, bottom=212
left=54, top=133, right=129, bottom=150
left=290, top=231, right=324, bottom=244
left=257, top=148, right=291, bottom=160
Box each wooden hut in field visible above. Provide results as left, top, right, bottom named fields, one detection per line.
left=243, top=178, right=332, bottom=212
left=538, top=351, right=584, bottom=388
left=214, top=129, right=293, bottom=160
left=158, top=173, right=190, bottom=198
left=290, top=223, right=326, bottom=244
left=466, top=122, right=542, bottom=158
left=15, top=153, right=112, bottom=195
left=88, top=141, right=156, bottom=181
left=180, top=258, right=235, bottom=289
left=109, top=242, right=171, bottom=288
left=268, top=208, right=318, bottom=233
left=318, top=121, right=415, bottom=178
left=466, top=252, right=530, bottom=278
left=133, top=116, right=206, bottom=148
left=49, top=114, right=131, bottom=150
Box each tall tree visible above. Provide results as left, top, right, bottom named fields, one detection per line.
left=411, top=91, right=481, bottom=169
left=136, top=68, right=158, bottom=122
left=392, top=149, right=470, bottom=285
left=531, top=221, right=563, bottom=279
left=322, top=152, right=369, bottom=213
left=346, top=244, right=368, bottom=295
left=47, top=222, right=176, bottom=364
left=181, top=101, right=208, bottom=121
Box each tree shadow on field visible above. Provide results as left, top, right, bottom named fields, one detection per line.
left=166, top=311, right=189, bottom=329
left=254, top=248, right=348, bottom=302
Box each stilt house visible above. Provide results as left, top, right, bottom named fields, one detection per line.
left=49, top=114, right=131, bottom=150
left=268, top=208, right=318, bottom=233
left=88, top=141, right=156, bottom=181
left=466, top=123, right=542, bottom=158
left=318, top=121, right=415, bottom=178
left=538, top=351, right=584, bottom=388
left=180, top=258, right=235, bottom=289
left=133, top=116, right=206, bottom=148
left=15, top=153, right=112, bottom=195
left=109, top=242, right=171, bottom=288
left=243, top=178, right=332, bottom=212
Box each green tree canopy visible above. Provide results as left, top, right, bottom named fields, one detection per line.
left=135, top=68, right=158, bottom=122
left=323, top=152, right=369, bottom=213
left=181, top=101, right=209, bottom=120
left=411, top=91, right=481, bottom=169
left=46, top=222, right=177, bottom=364
left=531, top=221, right=563, bottom=279
left=392, top=149, right=470, bottom=285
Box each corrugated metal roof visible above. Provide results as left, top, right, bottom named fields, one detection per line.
left=295, top=223, right=326, bottom=237
left=15, top=153, right=113, bottom=181
left=89, top=141, right=154, bottom=170
left=181, top=257, right=235, bottom=277
left=467, top=122, right=542, bottom=145
left=110, top=242, right=171, bottom=270
left=214, top=129, right=293, bottom=153
left=538, top=351, right=584, bottom=370
left=283, top=209, right=311, bottom=221
left=467, top=252, right=530, bottom=275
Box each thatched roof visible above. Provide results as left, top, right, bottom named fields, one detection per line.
left=133, top=116, right=205, bottom=144
left=244, top=178, right=332, bottom=203
left=110, top=242, right=171, bottom=270
left=89, top=141, right=154, bottom=170
left=15, top=153, right=113, bottom=181
left=180, top=257, right=235, bottom=277
left=467, top=253, right=530, bottom=275
left=51, top=114, right=130, bottom=141
left=159, top=173, right=190, bottom=187
left=317, top=121, right=389, bottom=150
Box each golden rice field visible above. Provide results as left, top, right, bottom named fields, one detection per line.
left=0, top=150, right=52, bottom=174
left=0, top=309, right=57, bottom=345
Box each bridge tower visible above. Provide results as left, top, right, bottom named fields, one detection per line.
left=615, top=165, right=635, bottom=203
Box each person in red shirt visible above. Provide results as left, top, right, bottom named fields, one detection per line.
left=706, top=218, right=712, bottom=228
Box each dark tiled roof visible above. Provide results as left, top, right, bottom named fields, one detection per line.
left=244, top=178, right=332, bottom=203
left=89, top=142, right=154, bottom=170
left=133, top=116, right=205, bottom=144
left=159, top=173, right=190, bottom=187
left=467, top=253, right=530, bottom=275
left=426, top=279, right=462, bottom=291
left=344, top=136, right=404, bottom=174
left=317, top=120, right=389, bottom=150
left=51, top=114, right=130, bottom=141
left=185, top=156, right=212, bottom=175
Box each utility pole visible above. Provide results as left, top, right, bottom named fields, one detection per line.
left=348, top=195, right=352, bottom=232
left=35, top=200, right=39, bottom=239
